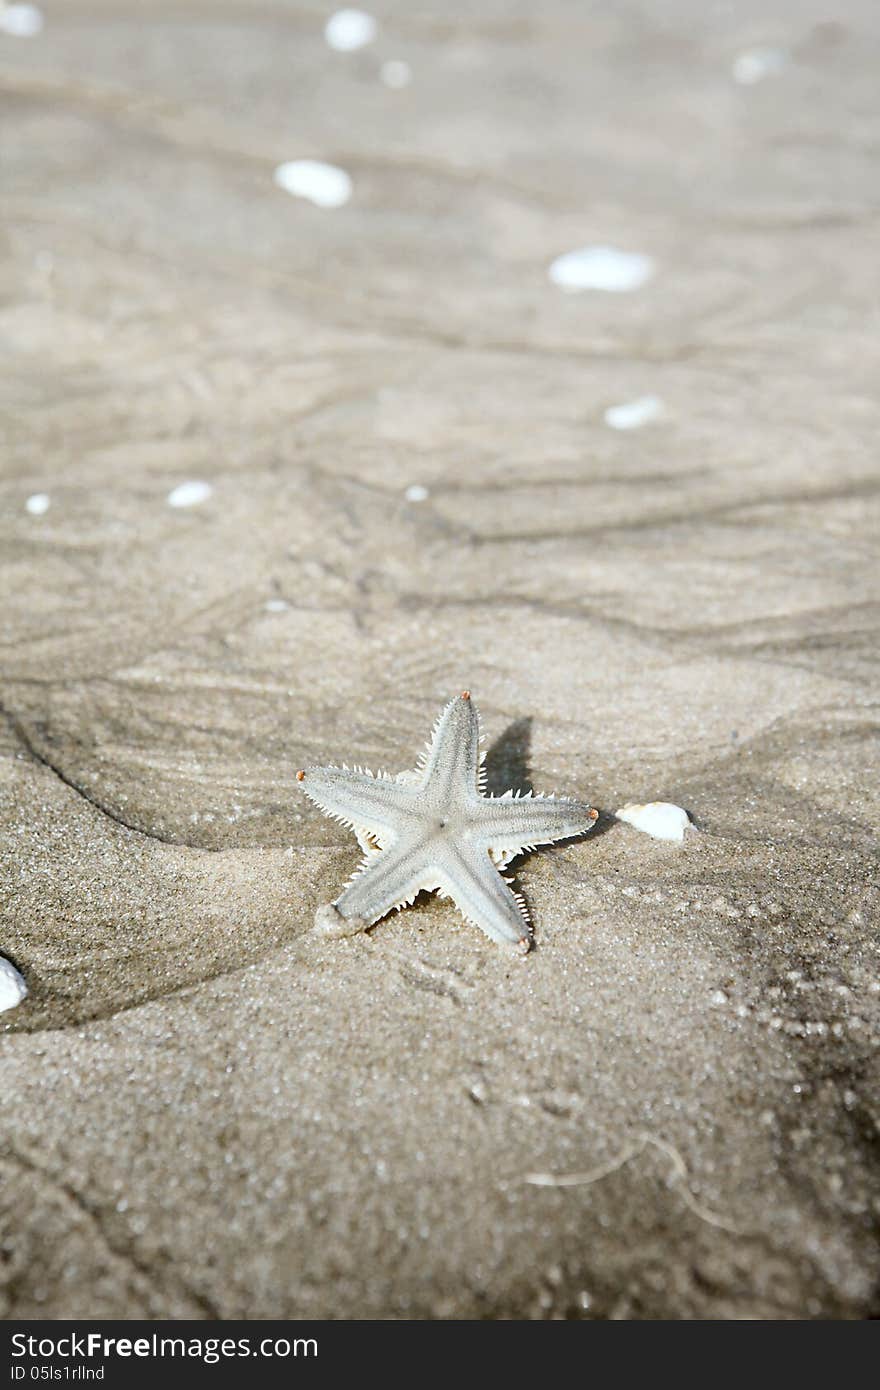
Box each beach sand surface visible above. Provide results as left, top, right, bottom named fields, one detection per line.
left=1, top=0, right=879, bottom=1318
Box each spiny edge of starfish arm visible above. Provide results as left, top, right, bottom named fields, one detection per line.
left=476, top=791, right=599, bottom=853
left=296, top=798, right=372, bottom=835
left=486, top=788, right=596, bottom=805
left=298, top=761, right=398, bottom=781
left=503, top=878, right=533, bottom=932
left=355, top=826, right=385, bottom=855
left=326, top=845, right=532, bottom=952
left=315, top=868, right=429, bottom=938
left=414, top=695, right=485, bottom=764
left=295, top=762, right=414, bottom=835
left=416, top=697, right=463, bottom=759
left=316, top=874, right=532, bottom=953
left=435, top=849, right=535, bottom=954
left=452, top=885, right=533, bottom=955
left=323, top=829, right=445, bottom=928
left=416, top=692, right=483, bottom=794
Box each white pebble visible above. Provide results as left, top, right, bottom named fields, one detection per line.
left=167, top=480, right=213, bottom=509
left=25, top=492, right=50, bottom=516
left=404, top=484, right=429, bottom=502
left=548, top=245, right=655, bottom=293
left=381, top=59, right=412, bottom=89
left=732, top=47, right=788, bottom=86
left=0, top=4, right=43, bottom=37
left=603, top=395, right=664, bottom=430
left=616, top=802, right=693, bottom=842
left=273, top=160, right=352, bottom=209
left=0, top=957, right=27, bottom=1014
left=324, top=9, right=377, bottom=52
left=265, top=598, right=290, bottom=613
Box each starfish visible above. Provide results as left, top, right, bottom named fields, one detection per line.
left=296, top=692, right=598, bottom=953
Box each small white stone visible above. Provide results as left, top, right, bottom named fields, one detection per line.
left=265, top=598, right=290, bottom=613
left=404, top=484, right=429, bottom=502
left=732, top=47, right=788, bottom=86
left=25, top=492, right=50, bottom=516
left=381, top=59, right=412, bottom=89
left=616, top=802, right=693, bottom=842
left=709, top=989, right=728, bottom=1006
left=0, top=957, right=27, bottom=1014
left=548, top=245, right=655, bottom=293
left=0, top=4, right=44, bottom=38
left=273, top=160, right=352, bottom=209
left=324, top=9, right=377, bottom=52
left=603, top=395, right=664, bottom=430
left=167, top=480, right=213, bottom=508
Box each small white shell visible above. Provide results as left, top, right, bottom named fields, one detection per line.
left=603, top=395, right=664, bottom=430
left=0, top=5, right=44, bottom=38
left=167, top=480, right=212, bottom=508
left=731, top=47, right=787, bottom=86
left=616, top=802, right=692, bottom=842
left=548, top=245, right=655, bottom=293
left=0, top=957, right=28, bottom=1014
left=324, top=9, right=377, bottom=52
left=273, top=160, right=352, bottom=209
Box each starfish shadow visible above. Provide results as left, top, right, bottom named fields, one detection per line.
left=485, top=716, right=613, bottom=836
left=483, top=717, right=609, bottom=950
left=484, top=716, right=534, bottom=797
left=583, top=808, right=618, bottom=840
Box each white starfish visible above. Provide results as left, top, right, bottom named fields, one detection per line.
left=296, top=691, right=598, bottom=953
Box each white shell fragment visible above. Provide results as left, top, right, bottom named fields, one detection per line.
left=324, top=9, right=377, bottom=52
left=167, top=480, right=213, bottom=508
left=616, top=802, right=693, bottom=842
left=732, top=47, right=788, bottom=86
left=604, top=395, right=664, bottom=430
left=25, top=492, right=51, bottom=515
left=548, top=245, right=655, bottom=293
left=0, top=4, right=44, bottom=37
left=0, top=957, right=27, bottom=1014
left=273, top=160, right=352, bottom=209
left=404, top=484, right=429, bottom=502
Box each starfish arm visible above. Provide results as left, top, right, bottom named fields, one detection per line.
left=333, top=835, right=438, bottom=925
left=435, top=843, right=531, bottom=951
left=296, top=764, right=419, bottom=840
left=470, top=793, right=598, bottom=860
left=417, top=692, right=482, bottom=803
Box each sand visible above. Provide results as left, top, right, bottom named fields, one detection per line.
left=1, top=0, right=878, bottom=1318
